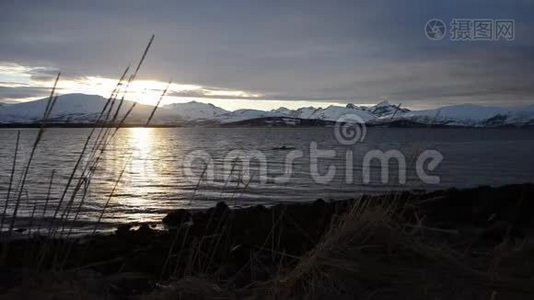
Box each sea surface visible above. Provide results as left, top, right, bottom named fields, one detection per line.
left=0, top=127, right=533, bottom=234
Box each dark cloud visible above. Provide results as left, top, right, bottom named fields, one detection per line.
left=29, top=67, right=61, bottom=82
left=167, top=90, right=255, bottom=99
left=0, top=85, right=50, bottom=102
left=1, top=0, right=533, bottom=107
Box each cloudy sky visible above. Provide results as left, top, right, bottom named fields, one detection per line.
left=1, top=0, right=533, bottom=110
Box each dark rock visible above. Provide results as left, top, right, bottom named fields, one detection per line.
left=314, top=198, right=326, bottom=206
left=162, top=209, right=192, bottom=228
left=106, top=272, right=155, bottom=296
left=214, top=201, right=230, bottom=214
left=136, top=224, right=155, bottom=237
left=481, top=221, right=525, bottom=243
left=115, top=224, right=132, bottom=236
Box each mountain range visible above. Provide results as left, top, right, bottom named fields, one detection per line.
left=1, top=93, right=533, bottom=127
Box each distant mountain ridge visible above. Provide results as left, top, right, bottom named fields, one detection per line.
left=1, top=93, right=533, bottom=127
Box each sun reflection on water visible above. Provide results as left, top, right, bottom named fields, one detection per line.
left=114, top=128, right=162, bottom=220
left=130, top=127, right=153, bottom=156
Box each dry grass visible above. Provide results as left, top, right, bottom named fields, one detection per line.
left=143, top=277, right=227, bottom=300
left=0, top=271, right=108, bottom=300
left=237, top=197, right=521, bottom=299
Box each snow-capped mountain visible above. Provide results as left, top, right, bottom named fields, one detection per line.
left=0, top=94, right=227, bottom=124
left=0, top=94, right=177, bottom=124
left=287, top=107, right=318, bottom=119
left=163, top=101, right=228, bottom=121
left=1, top=93, right=533, bottom=127
left=216, top=104, right=376, bottom=123
left=367, top=100, right=409, bottom=117
left=271, top=107, right=293, bottom=115
left=380, top=104, right=534, bottom=127
left=0, top=94, right=107, bottom=122
left=216, top=109, right=285, bottom=123
left=300, top=104, right=375, bottom=122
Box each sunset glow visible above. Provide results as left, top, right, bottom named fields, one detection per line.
left=0, top=62, right=350, bottom=110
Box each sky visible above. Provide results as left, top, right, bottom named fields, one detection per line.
left=1, top=0, right=533, bottom=111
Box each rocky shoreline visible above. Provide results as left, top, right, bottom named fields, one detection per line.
left=1, top=183, right=534, bottom=299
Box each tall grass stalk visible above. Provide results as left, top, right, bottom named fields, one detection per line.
left=58, top=90, right=156, bottom=233
left=8, top=73, right=60, bottom=234
left=54, top=178, right=90, bottom=271
left=88, top=65, right=130, bottom=154
left=28, top=192, right=37, bottom=236
left=91, top=34, right=155, bottom=153
left=55, top=35, right=157, bottom=229
left=91, top=160, right=129, bottom=235
left=0, top=130, right=20, bottom=234
left=202, top=173, right=256, bottom=273
left=34, top=37, right=155, bottom=272
left=160, top=164, right=209, bottom=278
left=34, top=169, right=55, bottom=235
left=2, top=35, right=172, bottom=276
left=146, top=80, right=171, bottom=126
left=111, top=34, right=155, bottom=123
left=52, top=34, right=156, bottom=236
left=46, top=66, right=130, bottom=235
left=55, top=90, right=158, bottom=244
left=91, top=34, right=155, bottom=156
left=59, top=177, right=90, bottom=237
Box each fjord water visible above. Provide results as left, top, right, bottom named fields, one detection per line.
left=0, top=127, right=533, bottom=234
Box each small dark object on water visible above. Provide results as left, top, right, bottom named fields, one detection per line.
left=272, top=145, right=296, bottom=150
